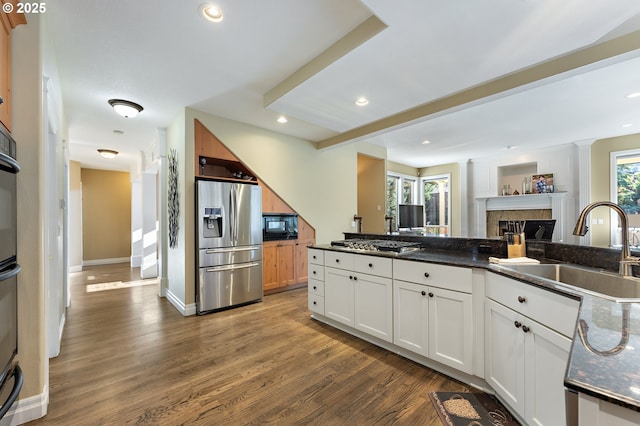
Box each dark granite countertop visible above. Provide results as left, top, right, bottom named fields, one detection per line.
left=312, top=238, right=640, bottom=413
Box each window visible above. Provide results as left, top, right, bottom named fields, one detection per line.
left=612, top=150, right=640, bottom=247
left=421, top=174, right=450, bottom=236
left=386, top=173, right=418, bottom=232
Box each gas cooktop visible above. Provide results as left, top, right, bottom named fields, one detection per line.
left=331, top=239, right=421, bottom=254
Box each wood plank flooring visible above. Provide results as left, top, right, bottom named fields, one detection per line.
left=31, top=263, right=474, bottom=425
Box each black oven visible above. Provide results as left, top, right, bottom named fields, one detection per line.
left=0, top=125, right=22, bottom=420
left=262, top=213, right=298, bottom=241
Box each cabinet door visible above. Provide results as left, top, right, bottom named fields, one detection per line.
left=325, top=267, right=355, bottom=327
left=354, top=273, right=392, bottom=342
left=525, top=318, right=572, bottom=426
left=393, top=280, right=429, bottom=357
left=278, top=242, right=296, bottom=286
left=428, top=286, right=473, bottom=374
left=294, top=239, right=314, bottom=283
left=485, top=299, right=525, bottom=417
left=262, top=243, right=279, bottom=291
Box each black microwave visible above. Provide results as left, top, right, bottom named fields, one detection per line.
left=263, top=213, right=298, bottom=241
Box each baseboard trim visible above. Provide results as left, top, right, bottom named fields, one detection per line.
left=69, top=264, right=82, bottom=273
left=83, top=257, right=130, bottom=267
left=1, top=386, right=48, bottom=425
left=165, top=288, right=196, bottom=316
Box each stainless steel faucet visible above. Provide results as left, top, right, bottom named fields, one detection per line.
left=573, top=201, right=640, bottom=276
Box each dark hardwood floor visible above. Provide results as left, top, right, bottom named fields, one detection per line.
left=30, top=263, right=473, bottom=425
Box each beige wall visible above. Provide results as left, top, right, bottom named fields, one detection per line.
left=13, top=12, right=46, bottom=402
left=166, top=108, right=387, bottom=309
left=591, top=133, right=640, bottom=247
left=387, top=161, right=418, bottom=177
left=357, top=154, right=386, bottom=233
left=69, top=161, right=82, bottom=269
left=418, top=162, right=462, bottom=236
left=81, top=169, right=132, bottom=261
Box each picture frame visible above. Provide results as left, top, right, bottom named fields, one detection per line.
left=532, top=173, right=554, bottom=193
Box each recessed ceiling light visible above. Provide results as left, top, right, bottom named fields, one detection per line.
left=200, top=4, right=223, bottom=22
left=97, top=149, right=119, bottom=159
left=355, top=97, right=369, bottom=106
left=108, top=99, right=143, bottom=118
left=422, top=140, right=431, bottom=145
left=113, top=130, right=124, bottom=135
left=505, top=145, right=517, bottom=150
left=621, top=123, right=633, bottom=128
left=277, top=116, right=287, bottom=124
left=626, top=92, right=640, bottom=99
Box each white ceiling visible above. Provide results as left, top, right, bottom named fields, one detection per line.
left=44, top=0, right=640, bottom=172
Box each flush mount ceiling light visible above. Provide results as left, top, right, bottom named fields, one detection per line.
left=200, top=4, right=223, bottom=22
left=621, top=123, right=634, bottom=128
left=277, top=116, right=288, bottom=124
left=98, top=149, right=119, bottom=159
left=108, top=99, right=143, bottom=118
left=422, top=140, right=431, bottom=145
left=355, top=97, right=369, bottom=106
left=626, top=92, right=640, bottom=99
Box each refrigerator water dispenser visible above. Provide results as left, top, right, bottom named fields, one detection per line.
left=203, top=207, right=223, bottom=238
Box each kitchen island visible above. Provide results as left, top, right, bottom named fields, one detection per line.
left=309, top=235, right=640, bottom=425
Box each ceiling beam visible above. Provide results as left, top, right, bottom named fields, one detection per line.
left=316, top=29, right=640, bottom=150
left=263, top=15, right=387, bottom=107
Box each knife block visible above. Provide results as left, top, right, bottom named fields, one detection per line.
left=506, top=233, right=527, bottom=258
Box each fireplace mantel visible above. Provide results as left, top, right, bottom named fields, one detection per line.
left=476, top=192, right=568, bottom=242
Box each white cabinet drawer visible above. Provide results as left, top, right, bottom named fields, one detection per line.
left=486, top=271, right=579, bottom=337
left=308, top=249, right=324, bottom=265
left=354, top=254, right=392, bottom=278
left=309, top=294, right=324, bottom=315
left=325, top=251, right=355, bottom=271
left=309, top=279, right=324, bottom=296
left=393, top=259, right=472, bottom=293
left=309, top=264, right=324, bottom=281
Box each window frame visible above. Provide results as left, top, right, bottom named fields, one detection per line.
left=420, top=173, right=451, bottom=236
left=386, top=172, right=419, bottom=232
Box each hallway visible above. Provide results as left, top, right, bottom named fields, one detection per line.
left=31, top=263, right=472, bottom=425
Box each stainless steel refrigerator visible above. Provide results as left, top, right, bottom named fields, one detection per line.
left=196, top=179, right=263, bottom=314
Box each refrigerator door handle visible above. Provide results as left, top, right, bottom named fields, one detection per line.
left=205, top=246, right=261, bottom=254
left=205, top=262, right=260, bottom=273
left=230, top=186, right=237, bottom=244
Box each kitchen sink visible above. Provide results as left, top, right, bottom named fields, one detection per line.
left=499, top=263, right=640, bottom=302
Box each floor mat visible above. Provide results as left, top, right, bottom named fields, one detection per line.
left=429, top=392, right=520, bottom=425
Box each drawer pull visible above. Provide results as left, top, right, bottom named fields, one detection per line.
left=424, top=272, right=430, bottom=278
left=353, top=276, right=358, bottom=281
left=336, top=259, right=340, bottom=263
left=428, top=292, right=434, bottom=298
left=349, top=275, right=353, bottom=280
left=522, top=325, right=530, bottom=333
left=517, top=296, right=527, bottom=303
left=368, top=263, right=373, bottom=268
left=313, top=286, right=317, bottom=290
left=313, top=301, right=317, bottom=305
left=312, top=271, right=317, bottom=275
left=421, top=291, right=426, bottom=296
left=514, top=321, right=522, bottom=328
left=313, top=255, right=317, bottom=259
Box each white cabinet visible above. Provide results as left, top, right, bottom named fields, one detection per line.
left=325, top=266, right=355, bottom=326
left=394, top=280, right=429, bottom=355
left=485, top=272, right=579, bottom=425
left=577, top=392, right=640, bottom=426
left=354, top=273, right=392, bottom=342
left=323, top=252, right=393, bottom=342
left=393, top=259, right=473, bottom=374
left=308, top=249, right=325, bottom=315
